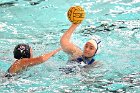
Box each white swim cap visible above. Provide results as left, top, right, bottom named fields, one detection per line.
left=87, top=39, right=98, bottom=49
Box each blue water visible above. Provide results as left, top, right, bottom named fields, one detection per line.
left=0, top=0, right=140, bottom=92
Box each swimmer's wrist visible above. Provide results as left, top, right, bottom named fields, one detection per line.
left=72, top=23, right=79, bottom=27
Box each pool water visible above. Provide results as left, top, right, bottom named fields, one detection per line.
left=0, top=0, right=140, bottom=92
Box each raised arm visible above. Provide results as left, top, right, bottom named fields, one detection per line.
left=60, top=24, right=82, bottom=58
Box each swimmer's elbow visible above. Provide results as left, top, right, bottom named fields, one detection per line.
left=60, top=38, right=66, bottom=47
left=60, top=39, right=72, bottom=51
left=60, top=36, right=70, bottom=46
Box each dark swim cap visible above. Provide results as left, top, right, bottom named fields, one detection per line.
left=13, top=44, right=31, bottom=59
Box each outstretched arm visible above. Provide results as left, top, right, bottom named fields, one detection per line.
left=28, top=47, right=62, bottom=66
left=60, top=24, right=82, bottom=58
left=7, top=47, right=61, bottom=74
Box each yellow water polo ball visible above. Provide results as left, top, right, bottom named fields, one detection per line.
left=67, top=6, right=85, bottom=24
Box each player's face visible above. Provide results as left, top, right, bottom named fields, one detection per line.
left=83, top=42, right=96, bottom=58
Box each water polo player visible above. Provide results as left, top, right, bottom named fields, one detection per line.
left=60, top=24, right=101, bottom=68
left=5, top=44, right=61, bottom=77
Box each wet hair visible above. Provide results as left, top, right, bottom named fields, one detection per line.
left=13, top=44, right=31, bottom=59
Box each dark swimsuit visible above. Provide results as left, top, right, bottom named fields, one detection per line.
left=75, top=55, right=95, bottom=65
left=59, top=56, right=95, bottom=74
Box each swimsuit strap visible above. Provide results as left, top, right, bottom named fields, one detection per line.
left=87, top=58, right=95, bottom=65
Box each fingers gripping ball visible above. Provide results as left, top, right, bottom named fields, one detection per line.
left=67, top=6, right=85, bottom=24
